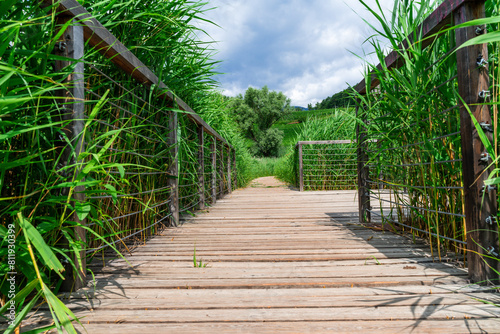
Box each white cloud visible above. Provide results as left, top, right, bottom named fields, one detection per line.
left=198, top=0, right=395, bottom=106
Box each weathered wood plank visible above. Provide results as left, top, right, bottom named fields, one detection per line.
left=20, top=304, right=500, bottom=324
left=22, top=177, right=497, bottom=333
left=15, top=320, right=500, bottom=334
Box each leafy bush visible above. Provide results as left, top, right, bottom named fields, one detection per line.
left=256, top=128, right=284, bottom=157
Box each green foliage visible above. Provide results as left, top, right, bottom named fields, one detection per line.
left=256, top=128, right=284, bottom=157
left=313, top=89, right=355, bottom=110
left=230, top=86, right=292, bottom=157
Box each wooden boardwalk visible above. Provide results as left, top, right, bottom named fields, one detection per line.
left=25, top=177, right=499, bottom=333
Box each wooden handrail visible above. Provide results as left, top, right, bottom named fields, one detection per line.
left=44, top=0, right=232, bottom=148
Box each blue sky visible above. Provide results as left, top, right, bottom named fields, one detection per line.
left=199, top=0, right=393, bottom=107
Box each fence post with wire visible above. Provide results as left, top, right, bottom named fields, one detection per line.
left=354, top=0, right=498, bottom=284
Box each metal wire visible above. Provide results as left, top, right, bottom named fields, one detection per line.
left=367, top=209, right=466, bottom=245
left=372, top=131, right=461, bottom=153
left=179, top=200, right=201, bottom=214
left=304, top=168, right=358, bottom=172
left=407, top=105, right=459, bottom=129
left=90, top=185, right=172, bottom=199
left=302, top=159, right=358, bottom=164
left=86, top=212, right=173, bottom=254
left=87, top=199, right=172, bottom=227
left=106, top=170, right=172, bottom=176
left=85, top=88, right=169, bottom=130
left=179, top=192, right=199, bottom=201
left=369, top=159, right=461, bottom=169
left=179, top=183, right=198, bottom=188
left=369, top=195, right=465, bottom=218
left=86, top=116, right=161, bottom=144
left=88, top=64, right=170, bottom=118
left=366, top=180, right=462, bottom=190
left=94, top=145, right=169, bottom=160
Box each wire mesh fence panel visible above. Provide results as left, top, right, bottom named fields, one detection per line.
left=84, top=64, right=175, bottom=255
left=358, top=25, right=466, bottom=257
left=297, top=141, right=357, bottom=191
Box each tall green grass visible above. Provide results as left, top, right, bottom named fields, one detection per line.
left=0, top=1, right=248, bottom=332
left=351, top=0, right=500, bottom=259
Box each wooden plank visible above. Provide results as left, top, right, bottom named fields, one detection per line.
left=355, top=0, right=469, bottom=94
left=54, top=15, right=86, bottom=291
left=51, top=293, right=494, bottom=311
left=21, top=304, right=499, bottom=324
left=455, top=0, right=499, bottom=283
left=16, top=320, right=500, bottom=334
left=44, top=0, right=231, bottom=147
left=66, top=284, right=496, bottom=300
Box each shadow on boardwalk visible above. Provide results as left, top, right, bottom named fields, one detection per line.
left=8, top=177, right=500, bottom=333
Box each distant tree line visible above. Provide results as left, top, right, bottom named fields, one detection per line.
left=308, top=88, right=354, bottom=110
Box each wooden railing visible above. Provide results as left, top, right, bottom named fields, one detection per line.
left=47, top=0, right=236, bottom=290
left=355, top=0, right=498, bottom=283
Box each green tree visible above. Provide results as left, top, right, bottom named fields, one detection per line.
left=231, top=86, right=292, bottom=157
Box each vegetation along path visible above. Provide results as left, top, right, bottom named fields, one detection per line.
left=25, top=177, right=499, bottom=333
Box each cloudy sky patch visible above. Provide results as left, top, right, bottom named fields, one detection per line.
left=199, top=0, right=394, bottom=107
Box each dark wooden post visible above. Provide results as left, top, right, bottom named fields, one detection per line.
left=218, top=142, right=224, bottom=196
left=211, top=137, right=217, bottom=204
left=54, top=16, right=86, bottom=291
left=298, top=142, right=304, bottom=192
left=198, top=125, right=205, bottom=210
left=168, top=111, right=179, bottom=226
left=233, top=149, right=237, bottom=190
left=356, top=103, right=371, bottom=224
left=455, top=0, right=499, bottom=284
left=227, top=146, right=232, bottom=194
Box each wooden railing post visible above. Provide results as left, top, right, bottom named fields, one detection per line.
left=298, top=142, right=304, bottom=192
left=54, top=15, right=86, bottom=291
left=227, top=146, right=232, bottom=193
left=233, top=149, right=237, bottom=190
left=211, top=137, right=217, bottom=204
left=218, top=142, right=224, bottom=196
left=455, top=0, right=499, bottom=283
left=198, top=125, right=205, bottom=210
left=356, top=103, right=371, bottom=224
left=168, top=111, right=179, bottom=226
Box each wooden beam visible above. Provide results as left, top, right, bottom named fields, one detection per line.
left=45, top=0, right=232, bottom=148
left=54, top=15, right=86, bottom=291
left=455, top=0, right=499, bottom=284
left=355, top=0, right=468, bottom=94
